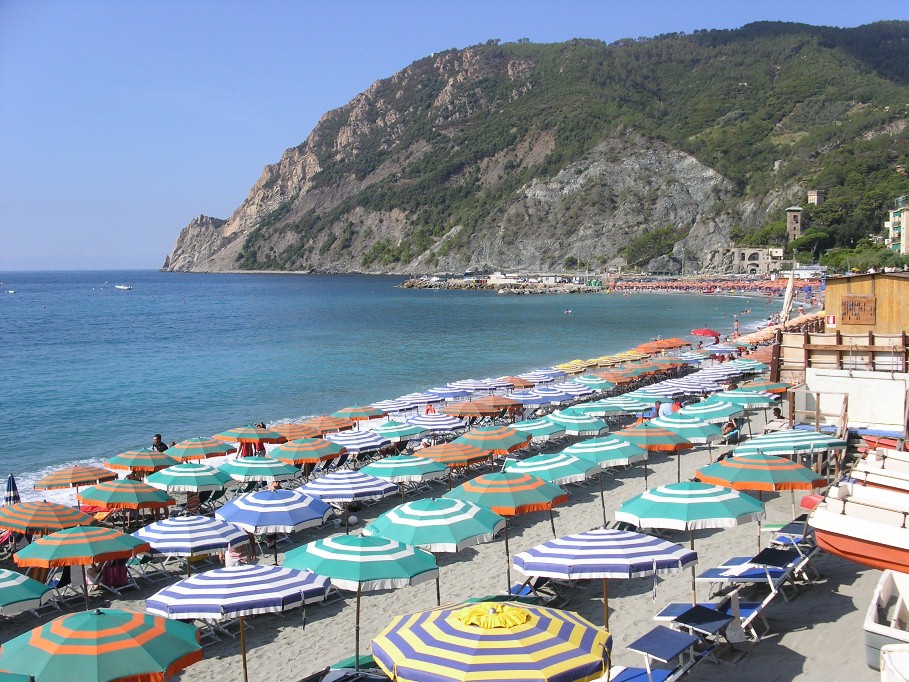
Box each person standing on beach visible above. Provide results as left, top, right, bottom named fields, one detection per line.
left=151, top=434, right=168, bottom=452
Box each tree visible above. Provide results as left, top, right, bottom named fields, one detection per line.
left=787, top=229, right=831, bottom=261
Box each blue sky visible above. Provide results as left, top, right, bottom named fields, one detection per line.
left=2, top=1, right=907, bottom=271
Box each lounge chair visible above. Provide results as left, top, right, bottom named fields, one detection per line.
left=507, top=576, right=570, bottom=608
left=654, top=591, right=767, bottom=643
left=622, top=625, right=704, bottom=682
left=695, top=549, right=804, bottom=603
left=127, top=553, right=171, bottom=584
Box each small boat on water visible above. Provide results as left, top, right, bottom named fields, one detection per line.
left=114, top=284, right=133, bottom=290
left=865, top=570, right=909, bottom=671
left=810, top=481, right=909, bottom=573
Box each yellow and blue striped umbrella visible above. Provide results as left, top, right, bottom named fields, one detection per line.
left=372, top=600, right=611, bottom=682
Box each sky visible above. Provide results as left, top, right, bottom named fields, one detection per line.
left=2, top=1, right=907, bottom=271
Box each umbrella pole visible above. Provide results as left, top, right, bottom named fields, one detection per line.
left=644, top=454, right=649, bottom=489
left=791, top=488, right=796, bottom=520
left=240, top=614, right=249, bottom=682
left=676, top=451, right=681, bottom=483
left=708, top=442, right=713, bottom=464
left=436, top=575, right=441, bottom=607
left=345, top=502, right=350, bottom=535
left=598, top=472, right=607, bottom=528
left=603, top=578, right=609, bottom=631
left=355, top=584, right=362, bottom=671
left=690, top=529, right=697, bottom=605
left=549, top=509, right=556, bottom=538
left=504, top=521, right=511, bottom=592
left=82, top=565, right=90, bottom=611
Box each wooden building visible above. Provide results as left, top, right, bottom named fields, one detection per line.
left=823, top=272, right=909, bottom=335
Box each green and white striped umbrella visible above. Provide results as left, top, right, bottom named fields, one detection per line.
left=145, top=462, right=233, bottom=492
left=562, top=437, right=648, bottom=468
left=623, top=389, right=677, bottom=404
left=575, top=396, right=650, bottom=416
left=363, top=498, right=505, bottom=553
left=544, top=410, right=608, bottom=437
left=0, top=568, right=53, bottom=616
left=712, top=389, right=778, bottom=408
left=369, top=421, right=428, bottom=443
left=616, top=482, right=765, bottom=532
left=677, top=399, right=745, bottom=424
left=574, top=375, right=617, bottom=391
left=728, top=359, right=770, bottom=373
left=218, top=456, right=299, bottom=483
left=733, top=430, right=848, bottom=457
left=503, top=453, right=598, bottom=486
left=511, top=418, right=567, bottom=442
left=649, top=414, right=723, bottom=444
left=360, top=455, right=448, bottom=483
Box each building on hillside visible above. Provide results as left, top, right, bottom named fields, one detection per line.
left=807, top=189, right=826, bottom=205
left=885, top=196, right=907, bottom=255
left=786, top=206, right=804, bottom=243
left=728, top=247, right=785, bottom=275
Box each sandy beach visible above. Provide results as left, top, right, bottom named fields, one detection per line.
left=0, top=405, right=880, bottom=682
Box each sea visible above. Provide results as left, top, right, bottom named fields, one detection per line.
left=0, top=270, right=773, bottom=502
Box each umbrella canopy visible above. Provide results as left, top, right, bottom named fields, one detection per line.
left=677, top=400, right=745, bottom=424
left=363, top=498, right=505, bottom=553
left=372, top=399, right=417, bottom=414
left=577, top=396, right=650, bottom=416
left=270, top=423, right=322, bottom=441
left=218, top=456, right=299, bottom=483
left=77, top=480, right=175, bottom=510
left=33, top=465, right=117, bottom=491
left=146, top=564, right=330, bottom=619
left=447, top=379, right=497, bottom=393
left=499, top=376, right=536, bottom=389
left=418, top=442, right=491, bottom=469
left=360, top=456, right=448, bottom=483
left=511, top=418, right=567, bottom=442
left=144, top=462, right=233, bottom=492
left=5, top=474, right=21, bottom=506
left=573, top=376, right=616, bottom=391
left=0, top=568, right=53, bottom=616
left=298, top=470, right=397, bottom=504
left=454, top=426, right=531, bottom=455
left=697, top=453, right=828, bottom=492
left=132, top=515, right=248, bottom=557
left=616, top=482, right=765, bottom=532
left=15, top=526, right=150, bottom=568
left=712, top=389, right=778, bottom=408
left=406, top=413, right=466, bottom=433
left=732, top=430, right=848, bottom=457
left=728, top=359, right=770, bottom=374
left=0, top=501, right=94, bottom=534
left=216, top=489, right=332, bottom=534
left=504, top=453, right=598, bottom=486
left=332, top=405, right=387, bottom=421
left=562, top=438, right=648, bottom=468
left=370, top=421, right=428, bottom=443
left=691, top=328, right=720, bottom=341
left=649, top=414, right=723, bottom=444
left=445, top=472, right=568, bottom=517
left=213, top=425, right=286, bottom=445
left=739, top=379, right=791, bottom=394
left=427, top=386, right=472, bottom=399
left=515, top=371, right=556, bottom=385
left=269, top=437, right=346, bottom=465
left=106, top=450, right=180, bottom=473
left=165, top=437, right=236, bottom=461
left=0, top=608, right=202, bottom=682
left=324, top=429, right=391, bottom=454
left=610, top=423, right=693, bottom=452
left=544, top=411, right=608, bottom=437
left=440, top=401, right=503, bottom=418
left=371, top=601, right=611, bottom=682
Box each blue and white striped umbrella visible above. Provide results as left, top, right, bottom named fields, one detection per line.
left=481, top=377, right=514, bottom=390
left=132, top=515, right=248, bottom=557
left=324, top=429, right=391, bottom=454
left=298, top=470, right=397, bottom=504
left=397, top=392, right=445, bottom=406
left=216, top=489, right=332, bottom=534
left=675, top=351, right=709, bottom=363
left=536, top=367, right=567, bottom=378
left=4, top=475, right=20, bottom=507
left=446, top=379, right=496, bottom=393
left=426, top=386, right=472, bottom=400
left=370, top=399, right=416, bottom=414
left=515, top=371, right=555, bottom=385
left=523, top=386, right=573, bottom=403
left=550, top=381, right=595, bottom=397
left=703, top=344, right=740, bottom=355
left=406, top=413, right=465, bottom=433
left=146, top=564, right=331, bottom=619
left=508, top=391, right=554, bottom=406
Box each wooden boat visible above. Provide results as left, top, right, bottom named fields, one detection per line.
left=865, top=570, right=909, bottom=671
left=809, top=482, right=909, bottom=573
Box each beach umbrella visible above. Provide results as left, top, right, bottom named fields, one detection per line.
left=324, top=429, right=391, bottom=455
left=106, top=450, right=180, bottom=473
left=676, top=350, right=709, bottom=363
left=33, top=465, right=117, bottom=492
left=445, top=472, right=568, bottom=589
left=499, top=376, right=535, bottom=389
left=132, top=515, right=247, bottom=574
left=145, top=462, right=233, bottom=492
left=213, top=425, right=286, bottom=444
left=270, top=423, right=322, bottom=441
left=216, top=488, right=331, bottom=534
left=299, top=470, right=397, bottom=533
left=624, top=388, right=679, bottom=403
left=732, top=430, right=848, bottom=457
left=14, top=526, right=150, bottom=609
left=740, top=379, right=791, bottom=394
left=579, top=396, right=650, bottom=416
left=508, top=390, right=556, bottom=407
left=398, top=391, right=445, bottom=406
left=5, top=474, right=20, bottom=506
left=611, top=423, right=693, bottom=486
left=480, top=377, right=515, bottom=390
left=544, top=410, right=608, bottom=437
left=417, top=443, right=491, bottom=488
left=0, top=568, right=53, bottom=616
left=447, top=379, right=497, bottom=393
left=703, top=344, right=740, bottom=356
left=300, top=415, right=356, bottom=435
left=371, top=399, right=417, bottom=414
left=165, top=436, right=237, bottom=461
left=332, top=405, right=386, bottom=421
left=525, top=386, right=573, bottom=403
left=372, top=600, right=611, bottom=682
left=218, top=456, right=299, bottom=483
left=514, top=528, right=697, bottom=629
left=0, top=608, right=202, bottom=682
left=269, top=437, right=346, bottom=465
left=454, top=425, right=531, bottom=455
left=550, top=381, right=595, bottom=398
left=360, top=455, right=448, bottom=492
left=649, top=413, right=723, bottom=468
left=427, top=386, right=472, bottom=400
left=677, top=399, right=745, bottom=424
left=77, top=480, right=175, bottom=510
left=284, top=534, right=438, bottom=670
left=616, top=482, right=765, bottom=602
left=370, top=421, right=427, bottom=443
left=691, top=328, right=720, bottom=343
left=440, top=401, right=503, bottom=418
left=0, top=501, right=94, bottom=534
left=574, top=375, right=616, bottom=391
left=512, top=418, right=567, bottom=442
left=146, top=565, right=329, bottom=682
left=406, top=412, right=466, bottom=433
left=713, top=389, right=779, bottom=409
left=515, top=371, right=556, bottom=385
left=472, top=394, right=523, bottom=411
left=505, top=453, right=605, bottom=526
left=729, top=359, right=770, bottom=373
left=562, top=437, right=648, bottom=468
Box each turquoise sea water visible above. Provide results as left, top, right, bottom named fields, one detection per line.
left=0, top=271, right=771, bottom=499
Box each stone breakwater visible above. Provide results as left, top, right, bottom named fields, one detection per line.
left=399, top=279, right=602, bottom=294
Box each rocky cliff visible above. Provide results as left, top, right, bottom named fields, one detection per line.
left=163, top=23, right=909, bottom=274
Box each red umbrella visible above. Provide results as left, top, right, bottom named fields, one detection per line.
left=690, top=328, right=720, bottom=342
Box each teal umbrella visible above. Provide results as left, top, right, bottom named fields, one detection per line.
left=145, top=462, right=233, bottom=492
left=677, top=399, right=745, bottom=424
left=0, top=568, right=53, bottom=616
left=284, top=534, right=438, bottom=671
left=733, top=430, right=848, bottom=457
left=544, top=410, right=608, bottom=437
left=573, top=396, right=650, bottom=416
left=370, top=421, right=427, bottom=443
left=218, top=456, right=299, bottom=483
left=505, top=453, right=606, bottom=526
left=713, top=389, right=779, bottom=409
left=360, top=455, right=447, bottom=483
left=616, top=481, right=765, bottom=603
left=511, top=418, right=567, bottom=443
left=574, top=375, right=616, bottom=391
left=562, top=437, right=648, bottom=469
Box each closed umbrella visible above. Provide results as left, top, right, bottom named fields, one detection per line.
left=372, top=600, right=611, bottom=682
left=284, top=534, right=438, bottom=670
left=147, top=565, right=328, bottom=682
left=0, top=568, right=53, bottom=616
left=165, top=437, right=236, bottom=461
left=514, top=528, right=697, bottom=629
left=5, top=474, right=20, bottom=506
left=144, top=462, right=233, bottom=492
left=0, top=501, right=94, bottom=535
left=0, top=608, right=202, bottom=682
